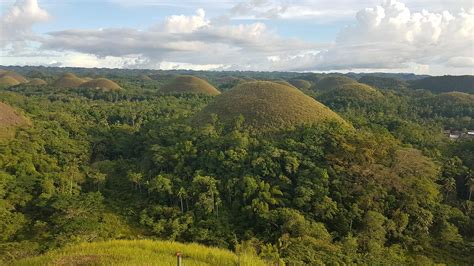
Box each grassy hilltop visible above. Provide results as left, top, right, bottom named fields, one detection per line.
left=161, top=75, right=221, bottom=96
left=193, top=81, right=348, bottom=132
left=14, top=240, right=265, bottom=266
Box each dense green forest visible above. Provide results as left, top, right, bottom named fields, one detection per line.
left=0, top=67, right=473, bottom=265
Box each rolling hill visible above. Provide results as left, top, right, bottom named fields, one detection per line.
left=161, top=75, right=221, bottom=96
left=79, top=78, right=122, bottom=91
left=193, top=81, right=348, bottom=132
left=409, top=75, right=474, bottom=93
left=289, top=79, right=312, bottom=90
left=53, top=73, right=86, bottom=88
left=0, top=102, right=30, bottom=139
left=28, top=78, right=47, bottom=86
left=315, top=76, right=357, bottom=91
left=13, top=240, right=265, bottom=266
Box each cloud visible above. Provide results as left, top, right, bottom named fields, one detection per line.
left=160, top=8, right=210, bottom=33
left=268, top=0, right=473, bottom=74
left=0, top=0, right=49, bottom=48
left=40, top=8, right=319, bottom=69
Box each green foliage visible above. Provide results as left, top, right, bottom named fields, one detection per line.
left=0, top=69, right=473, bottom=265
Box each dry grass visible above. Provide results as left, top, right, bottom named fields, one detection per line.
left=28, top=78, right=47, bottom=86
left=0, top=102, right=30, bottom=140
left=193, top=81, right=348, bottom=132
left=54, top=73, right=86, bottom=88
left=139, top=74, right=153, bottom=81
left=0, top=70, right=28, bottom=84
left=0, top=76, right=21, bottom=87
left=13, top=239, right=266, bottom=266
left=79, top=78, right=122, bottom=91
left=161, top=75, right=221, bottom=96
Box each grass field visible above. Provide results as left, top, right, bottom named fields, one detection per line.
left=14, top=240, right=267, bottom=266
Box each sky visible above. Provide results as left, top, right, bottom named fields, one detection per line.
left=0, top=0, right=473, bottom=75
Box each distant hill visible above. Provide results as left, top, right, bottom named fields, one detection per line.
left=289, top=79, right=312, bottom=90
left=0, top=102, right=30, bottom=139
left=0, top=70, right=28, bottom=87
left=193, top=81, right=348, bottom=132
left=409, top=75, right=474, bottom=94
left=317, top=83, right=383, bottom=107
left=358, top=76, right=408, bottom=90
left=53, top=73, right=86, bottom=88
left=28, top=78, right=47, bottom=86
left=161, top=75, right=221, bottom=96
left=315, top=76, right=357, bottom=91
left=13, top=240, right=265, bottom=265
left=79, top=78, right=122, bottom=91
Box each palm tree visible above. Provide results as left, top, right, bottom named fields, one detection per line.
left=443, top=177, right=456, bottom=200
left=177, top=187, right=187, bottom=213
left=466, top=177, right=474, bottom=201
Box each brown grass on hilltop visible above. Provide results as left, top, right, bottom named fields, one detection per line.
left=193, top=81, right=348, bottom=132
left=0, top=102, right=30, bottom=139
left=53, top=73, right=86, bottom=88
left=79, top=78, right=122, bottom=91
left=28, top=78, right=47, bottom=86
left=0, top=70, right=28, bottom=85
left=161, top=75, right=221, bottom=96
left=0, top=76, right=21, bottom=87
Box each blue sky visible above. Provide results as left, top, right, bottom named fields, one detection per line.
left=0, top=0, right=473, bottom=74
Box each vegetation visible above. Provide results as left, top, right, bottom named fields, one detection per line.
left=409, top=75, right=474, bottom=93
left=289, top=79, right=312, bottom=90
left=161, top=75, right=221, bottom=96
left=358, top=75, right=408, bottom=90
left=193, top=81, right=348, bottom=132
left=314, top=76, right=357, bottom=91
left=0, top=67, right=473, bottom=265
left=14, top=240, right=265, bottom=265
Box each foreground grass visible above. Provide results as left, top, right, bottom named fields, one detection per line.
left=14, top=240, right=267, bottom=266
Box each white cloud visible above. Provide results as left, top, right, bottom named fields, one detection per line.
left=161, top=8, right=210, bottom=33
left=291, top=0, right=474, bottom=74
left=0, top=0, right=49, bottom=48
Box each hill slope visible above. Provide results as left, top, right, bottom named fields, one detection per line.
left=53, top=73, right=85, bottom=88
left=193, top=81, right=348, bottom=132
left=0, top=102, right=30, bottom=139
left=0, top=70, right=28, bottom=84
left=79, top=78, right=122, bottom=91
left=161, top=75, right=221, bottom=96
left=409, top=75, right=474, bottom=93
left=13, top=240, right=265, bottom=266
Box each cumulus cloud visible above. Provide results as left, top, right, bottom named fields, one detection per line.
left=40, top=8, right=318, bottom=70
left=0, top=0, right=49, bottom=48
left=306, top=0, right=474, bottom=71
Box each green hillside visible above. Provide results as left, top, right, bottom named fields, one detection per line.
left=289, top=79, right=312, bottom=90
left=315, top=76, right=357, bottom=91
left=161, top=75, right=221, bottom=95
left=13, top=240, right=265, bottom=266
left=193, top=81, right=348, bottom=132
left=409, top=75, right=474, bottom=93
